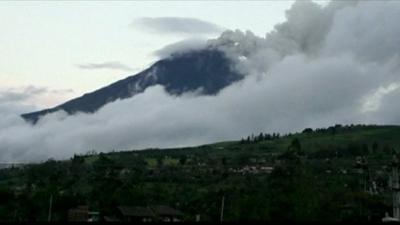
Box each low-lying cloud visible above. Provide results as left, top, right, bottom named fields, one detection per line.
left=0, top=86, right=73, bottom=110
left=0, top=86, right=47, bottom=103
left=2, top=0, right=400, bottom=162
left=133, top=17, right=225, bottom=36
left=77, top=61, right=134, bottom=72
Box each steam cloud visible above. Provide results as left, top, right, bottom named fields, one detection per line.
left=2, top=0, right=400, bottom=162
left=153, top=38, right=208, bottom=58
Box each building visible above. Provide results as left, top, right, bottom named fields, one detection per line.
left=118, top=206, right=155, bottom=222
left=103, top=216, right=120, bottom=222
left=68, top=205, right=99, bottom=222
left=68, top=206, right=88, bottom=222
left=117, top=205, right=184, bottom=222
left=150, top=205, right=184, bottom=222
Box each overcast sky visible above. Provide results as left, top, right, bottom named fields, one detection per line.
left=0, top=0, right=326, bottom=108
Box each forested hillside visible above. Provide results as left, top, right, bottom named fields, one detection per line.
left=0, top=124, right=399, bottom=222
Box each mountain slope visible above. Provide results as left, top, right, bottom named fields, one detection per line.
left=21, top=49, right=242, bottom=123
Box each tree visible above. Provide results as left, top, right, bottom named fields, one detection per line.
left=221, top=157, right=227, bottom=166
left=157, top=157, right=164, bottom=167
left=372, top=142, right=378, bottom=153
left=383, top=145, right=392, bottom=154
left=302, top=128, right=313, bottom=134
left=179, top=155, right=187, bottom=165
left=290, top=138, right=302, bottom=152
left=328, top=126, right=336, bottom=135
left=257, top=133, right=264, bottom=142
left=362, top=144, right=369, bottom=155
left=268, top=161, right=319, bottom=221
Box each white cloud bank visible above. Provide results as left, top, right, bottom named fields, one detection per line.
left=2, top=0, right=400, bottom=162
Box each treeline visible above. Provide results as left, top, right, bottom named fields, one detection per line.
left=240, top=132, right=283, bottom=144
left=302, top=124, right=380, bottom=135
left=240, top=124, right=379, bottom=145
left=309, top=141, right=397, bottom=159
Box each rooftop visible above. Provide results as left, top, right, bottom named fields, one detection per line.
left=118, top=206, right=155, bottom=217
left=150, top=205, right=184, bottom=217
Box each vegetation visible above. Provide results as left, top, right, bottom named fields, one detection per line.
left=0, top=124, right=399, bottom=222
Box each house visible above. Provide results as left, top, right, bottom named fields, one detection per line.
left=68, top=206, right=99, bottom=222
left=260, top=166, right=274, bottom=174
left=118, top=206, right=155, bottom=222
left=68, top=206, right=89, bottom=222
left=88, top=211, right=100, bottom=222
left=382, top=212, right=400, bottom=222
left=250, top=158, right=257, bottom=163
left=150, top=205, right=184, bottom=222
left=230, top=166, right=274, bottom=174
left=258, top=158, right=267, bottom=163
left=103, top=216, right=120, bottom=222
left=12, top=184, right=27, bottom=195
